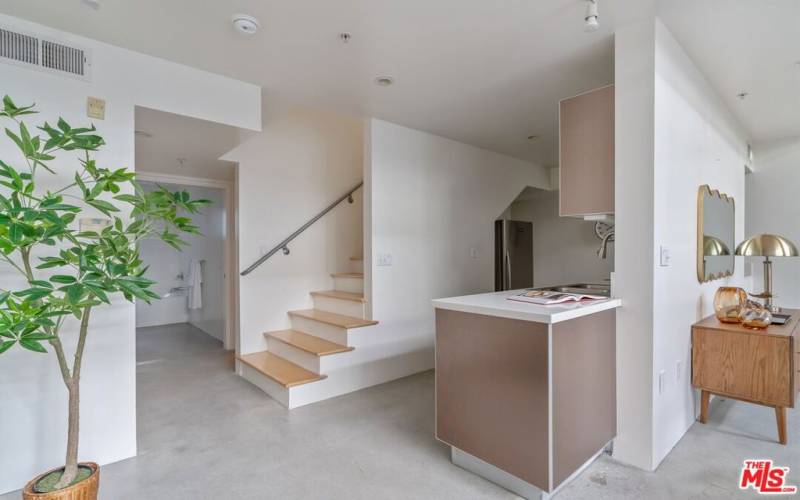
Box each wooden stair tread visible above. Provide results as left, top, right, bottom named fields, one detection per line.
left=237, top=351, right=325, bottom=388
left=310, top=290, right=366, bottom=303
left=288, top=309, right=378, bottom=329
left=331, top=272, right=363, bottom=279
left=265, top=329, right=353, bottom=356
left=350, top=256, right=363, bottom=261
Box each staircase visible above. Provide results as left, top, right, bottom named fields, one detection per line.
left=237, top=257, right=381, bottom=408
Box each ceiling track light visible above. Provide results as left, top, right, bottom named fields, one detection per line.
left=584, top=0, right=599, bottom=33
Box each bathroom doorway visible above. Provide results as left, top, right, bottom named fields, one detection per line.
left=135, top=180, right=230, bottom=346
left=133, top=106, right=241, bottom=353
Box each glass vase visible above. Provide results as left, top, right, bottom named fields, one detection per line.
left=714, top=287, right=747, bottom=323
left=741, top=300, right=772, bottom=329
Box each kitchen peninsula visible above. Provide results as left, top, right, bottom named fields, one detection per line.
left=432, top=290, right=621, bottom=499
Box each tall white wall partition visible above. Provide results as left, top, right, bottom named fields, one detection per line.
left=0, top=14, right=259, bottom=494
left=364, top=119, right=551, bottom=378
left=613, top=18, right=750, bottom=471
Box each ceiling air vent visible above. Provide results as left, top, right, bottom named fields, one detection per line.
left=0, top=26, right=91, bottom=81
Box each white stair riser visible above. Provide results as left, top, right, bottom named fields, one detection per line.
left=289, top=316, right=349, bottom=345
left=239, top=362, right=289, bottom=407
left=267, top=337, right=356, bottom=374
left=286, top=344, right=434, bottom=408
left=312, top=295, right=365, bottom=319
left=267, top=337, right=321, bottom=373
left=333, top=276, right=363, bottom=293
left=350, top=259, right=363, bottom=274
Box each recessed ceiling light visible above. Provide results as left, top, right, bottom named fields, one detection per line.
left=81, top=0, right=100, bottom=9
left=339, top=32, right=352, bottom=44
left=134, top=130, right=153, bottom=139
left=231, top=14, right=260, bottom=35
left=736, top=92, right=749, bottom=100
left=374, top=76, right=394, bottom=87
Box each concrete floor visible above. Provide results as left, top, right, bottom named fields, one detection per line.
left=3, top=323, right=797, bottom=499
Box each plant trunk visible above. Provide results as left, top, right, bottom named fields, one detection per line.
left=53, top=306, right=90, bottom=491
left=54, top=380, right=80, bottom=489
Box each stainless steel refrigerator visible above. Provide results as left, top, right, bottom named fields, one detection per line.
left=495, top=220, right=533, bottom=291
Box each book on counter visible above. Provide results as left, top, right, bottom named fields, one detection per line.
left=507, top=289, right=606, bottom=305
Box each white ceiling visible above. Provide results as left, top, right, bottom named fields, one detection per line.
left=2, top=1, right=795, bottom=164
left=0, top=0, right=659, bottom=166
left=134, top=107, right=240, bottom=181
left=657, top=0, right=800, bottom=146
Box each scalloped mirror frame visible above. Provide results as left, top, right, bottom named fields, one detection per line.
left=697, top=184, right=735, bottom=283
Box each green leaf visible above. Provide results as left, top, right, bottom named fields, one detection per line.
left=19, top=338, right=47, bottom=353
left=0, top=340, right=15, bottom=354
left=28, top=280, right=53, bottom=289
left=87, top=199, right=119, bottom=216
left=64, top=284, right=85, bottom=305
left=50, top=275, right=77, bottom=284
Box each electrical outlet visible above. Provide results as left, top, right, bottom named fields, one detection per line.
left=660, top=246, right=671, bottom=267
left=658, top=370, right=666, bottom=394
left=377, top=253, right=393, bottom=267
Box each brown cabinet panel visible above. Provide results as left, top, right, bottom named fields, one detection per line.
left=552, top=310, right=616, bottom=489
left=559, top=85, right=615, bottom=217
left=435, top=309, right=550, bottom=490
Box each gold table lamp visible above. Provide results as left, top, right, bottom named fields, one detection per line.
left=735, top=234, right=799, bottom=312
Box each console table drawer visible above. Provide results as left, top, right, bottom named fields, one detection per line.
left=692, top=328, right=793, bottom=407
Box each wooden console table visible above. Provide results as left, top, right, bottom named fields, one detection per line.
left=692, top=309, right=799, bottom=444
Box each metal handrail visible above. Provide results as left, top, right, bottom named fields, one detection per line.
left=240, top=181, right=363, bottom=276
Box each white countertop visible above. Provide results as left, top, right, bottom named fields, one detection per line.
left=431, top=290, right=622, bottom=324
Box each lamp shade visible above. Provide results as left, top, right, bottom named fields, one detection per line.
left=703, top=235, right=730, bottom=256
left=735, top=234, right=799, bottom=257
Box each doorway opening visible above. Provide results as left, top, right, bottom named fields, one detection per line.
left=133, top=106, right=242, bottom=367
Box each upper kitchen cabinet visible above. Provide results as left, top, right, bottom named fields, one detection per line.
left=559, top=85, right=615, bottom=217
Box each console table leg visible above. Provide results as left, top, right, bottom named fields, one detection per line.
left=775, top=407, right=787, bottom=445
left=699, top=390, right=710, bottom=424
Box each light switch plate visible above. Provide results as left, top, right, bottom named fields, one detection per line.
left=658, top=370, right=666, bottom=394
left=470, top=247, right=478, bottom=259
left=659, top=246, right=671, bottom=267
left=87, top=97, right=105, bottom=120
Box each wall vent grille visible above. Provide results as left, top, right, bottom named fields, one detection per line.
left=0, top=26, right=90, bottom=81
left=0, top=28, right=39, bottom=65
left=41, top=40, right=85, bottom=76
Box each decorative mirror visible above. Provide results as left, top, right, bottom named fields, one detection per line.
left=697, top=185, right=735, bottom=282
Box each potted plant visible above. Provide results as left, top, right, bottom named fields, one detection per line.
left=0, top=96, right=209, bottom=499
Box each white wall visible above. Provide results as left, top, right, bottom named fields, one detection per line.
left=507, top=190, right=614, bottom=287
left=365, top=119, right=551, bottom=373
left=651, top=19, right=749, bottom=467
left=747, top=139, right=800, bottom=308
left=136, top=183, right=227, bottom=342
left=612, top=19, right=750, bottom=471
left=612, top=19, right=657, bottom=471
left=224, top=108, right=364, bottom=355
left=0, top=14, right=259, bottom=494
